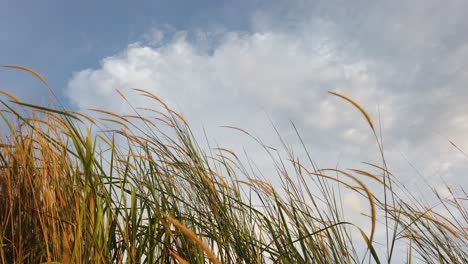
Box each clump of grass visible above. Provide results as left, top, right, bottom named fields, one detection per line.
left=0, top=66, right=466, bottom=263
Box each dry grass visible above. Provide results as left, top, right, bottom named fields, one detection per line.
left=0, top=66, right=466, bottom=263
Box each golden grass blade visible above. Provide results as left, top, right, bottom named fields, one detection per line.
left=347, top=168, right=386, bottom=185
left=133, top=88, right=170, bottom=109
left=123, top=115, right=156, bottom=126
left=2, top=65, right=48, bottom=86
left=362, top=162, right=394, bottom=176
left=162, top=214, right=221, bottom=264
left=0, top=90, right=21, bottom=103
left=11, top=101, right=80, bottom=121
left=309, top=172, right=360, bottom=193
left=168, top=247, right=189, bottom=264
left=319, top=168, right=376, bottom=244
left=220, top=125, right=251, bottom=136
left=427, top=209, right=461, bottom=232
left=392, top=209, right=462, bottom=238
left=233, top=179, right=254, bottom=187
left=89, top=109, right=128, bottom=122
left=328, top=91, right=374, bottom=131
left=213, top=147, right=239, bottom=160
left=114, top=87, right=127, bottom=100
left=100, top=118, right=131, bottom=130
left=152, top=117, right=175, bottom=128
left=168, top=109, right=189, bottom=127
left=250, top=179, right=276, bottom=196
left=68, top=111, right=97, bottom=125
left=96, top=134, right=114, bottom=149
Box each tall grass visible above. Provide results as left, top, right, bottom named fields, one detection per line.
left=0, top=66, right=467, bottom=263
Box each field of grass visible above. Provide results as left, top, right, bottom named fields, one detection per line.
left=0, top=66, right=467, bottom=263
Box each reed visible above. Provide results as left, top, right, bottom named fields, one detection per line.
left=0, top=66, right=466, bottom=263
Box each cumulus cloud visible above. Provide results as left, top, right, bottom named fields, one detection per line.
left=64, top=4, right=468, bottom=259
left=67, top=30, right=384, bottom=154
left=66, top=0, right=468, bottom=205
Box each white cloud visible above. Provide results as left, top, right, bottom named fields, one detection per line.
left=66, top=0, right=468, bottom=207
left=64, top=3, right=468, bottom=261
left=67, top=29, right=384, bottom=141
left=63, top=6, right=468, bottom=264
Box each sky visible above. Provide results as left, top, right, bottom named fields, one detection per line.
left=3, top=0, right=468, bottom=260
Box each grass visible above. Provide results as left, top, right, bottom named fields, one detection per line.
left=0, top=66, right=467, bottom=263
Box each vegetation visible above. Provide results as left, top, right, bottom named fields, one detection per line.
left=0, top=66, right=466, bottom=263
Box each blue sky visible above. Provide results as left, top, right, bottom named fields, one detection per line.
left=1, top=0, right=259, bottom=102
left=3, top=0, right=468, bottom=191
left=3, top=1, right=468, bottom=258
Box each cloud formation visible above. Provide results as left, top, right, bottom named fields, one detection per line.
left=67, top=0, right=468, bottom=194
